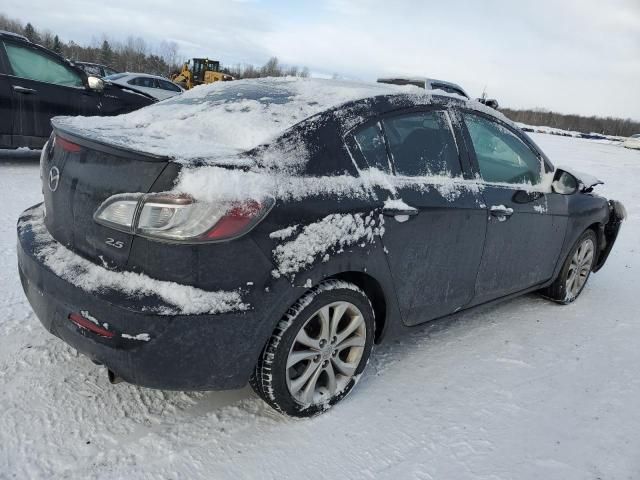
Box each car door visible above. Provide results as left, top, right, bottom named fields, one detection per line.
left=127, top=76, right=161, bottom=99
left=458, top=110, right=568, bottom=305
left=0, top=46, right=13, bottom=148
left=1, top=39, right=98, bottom=148
left=347, top=108, right=487, bottom=326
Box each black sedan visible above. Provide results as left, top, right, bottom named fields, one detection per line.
left=0, top=30, right=154, bottom=150
left=17, top=78, right=625, bottom=417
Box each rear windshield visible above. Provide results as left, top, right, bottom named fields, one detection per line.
left=52, top=78, right=410, bottom=162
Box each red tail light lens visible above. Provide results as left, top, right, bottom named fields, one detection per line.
left=69, top=312, right=114, bottom=338
left=56, top=136, right=82, bottom=153
left=204, top=201, right=266, bottom=240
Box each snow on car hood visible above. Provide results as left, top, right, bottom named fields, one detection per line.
left=52, top=77, right=420, bottom=162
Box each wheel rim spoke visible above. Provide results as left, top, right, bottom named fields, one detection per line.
left=325, top=362, right=337, bottom=396
left=290, top=361, right=319, bottom=396
left=336, top=335, right=365, bottom=350
left=318, top=305, right=331, bottom=341
left=332, top=357, right=357, bottom=376
left=287, top=349, right=318, bottom=369
left=336, top=314, right=364, bottom=345
left=295, top=328, right=320, bottom=350
left=300, top=363, right=324, bottom=405
left=330, top=302, right=348, bottom=338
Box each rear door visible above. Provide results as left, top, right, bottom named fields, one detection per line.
left=1, top=39, right=99, bottom=148
left=348, top=108, right=487, bottom=326
left=127, top=76, right=161, bottom=99
left=458, top=110, right=568, bottom=305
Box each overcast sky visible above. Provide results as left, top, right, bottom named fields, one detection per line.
left=3, top=0, right=639, bottom=119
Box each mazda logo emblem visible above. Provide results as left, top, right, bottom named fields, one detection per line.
left=48, top=166, right=60, bottom=192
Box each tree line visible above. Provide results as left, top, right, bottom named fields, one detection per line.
left=0, top=13, right=309, bottom=80
left=501, top=108, right=640, bottom=138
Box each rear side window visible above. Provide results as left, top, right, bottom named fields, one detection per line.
left=382, top=111, right=461, bottom=177
left=158, top=79, right=182, bottom=92
left=4, top=42, right=83, bottom=88
left=352, top=123, right=391, bottom=172
left=129, top=77, right=157, bottom=88
left=462, top=112, right=542, bottom=185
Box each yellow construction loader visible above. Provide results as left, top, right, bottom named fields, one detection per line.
left=171, top=58, right=234, bottom=90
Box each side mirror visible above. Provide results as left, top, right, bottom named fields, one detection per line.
left=552, top=169, right=578, bottom=195
left=87, top=76, right=105, bottom=93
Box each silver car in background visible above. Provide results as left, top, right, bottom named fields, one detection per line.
left=103, top=72, right=184, bottom=100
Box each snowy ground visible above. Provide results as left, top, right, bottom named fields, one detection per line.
left=1, top=133, right=639, bottom=480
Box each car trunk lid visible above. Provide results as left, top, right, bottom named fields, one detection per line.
left=41, top=126, right=173, bottom=269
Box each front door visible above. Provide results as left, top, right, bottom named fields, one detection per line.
left=348, top=109, right=487, bottom=326
left=458, top=111, right=568, bottom=305
left=1, top=40, right=98, bottom=148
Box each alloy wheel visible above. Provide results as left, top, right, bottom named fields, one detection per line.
left=286, top=301, right=367, bottom=406
left=565, top=238, right=595, bottom=300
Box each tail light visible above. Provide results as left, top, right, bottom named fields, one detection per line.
left=56, top=136, right=83, bottom=153
left=94, top=193, right=274, bottom=243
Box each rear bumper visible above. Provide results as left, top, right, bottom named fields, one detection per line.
left=17, top=204, right=275, bottom=390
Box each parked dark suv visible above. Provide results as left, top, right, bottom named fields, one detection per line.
left=17, top=78, right=625, bottom=417
left=0, top=30, right=154, bottom=150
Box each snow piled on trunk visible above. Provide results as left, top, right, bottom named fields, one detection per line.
left=272, top=212, right=384, bottom=278
left=52, top=77, right=418, bottom=162
left=18, top=205, right=247, bottom=315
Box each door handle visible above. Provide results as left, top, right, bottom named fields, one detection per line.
left=489, top=205, right=514, bottom=221
left=382, top=208, right=419, bottom=217
left=13, top=85, right=37, bottom=94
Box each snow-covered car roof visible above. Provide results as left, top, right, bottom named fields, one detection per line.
left=52, top=77, right=486, bottom=162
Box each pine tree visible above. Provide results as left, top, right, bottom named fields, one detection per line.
left=23, top=22, right=40, bottom=43
left=52, top=35, right=63, bottom=54
left=99, top=39, right=112, bottom=66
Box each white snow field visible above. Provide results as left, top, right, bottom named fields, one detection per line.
left=0, top=133, right=638, bottom=480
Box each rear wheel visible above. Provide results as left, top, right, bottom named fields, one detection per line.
left=542, top=229, right=597, bottom=304
left=250, top=280, right=375, bottom=417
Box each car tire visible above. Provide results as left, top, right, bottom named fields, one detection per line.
left=250, top=280, right=375, bottom=417
left=542, top=229, right=598, bottom=304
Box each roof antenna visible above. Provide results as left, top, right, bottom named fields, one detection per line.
left=481, top=84, right=488, bottom=101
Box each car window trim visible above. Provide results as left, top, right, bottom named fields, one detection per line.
left=0, top=41, right=11, bottom=75
left=1, top=39, right=87, bottom=89
left=379, top=106, right=466, bottom=178
left=457, top=107, right=553, bottom=179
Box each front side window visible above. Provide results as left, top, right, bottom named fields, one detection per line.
left=4, top=42, right=83, bottom=87
left=352, top=123, right=391, bottom=173
left=382, top=111, right=461, bottom=177
left=463, top=112, right=542, bottom=185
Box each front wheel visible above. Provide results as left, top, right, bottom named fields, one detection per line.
left=250, top=280, right=375, bottom=417
left=542, top=229, right=597, bottom=304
